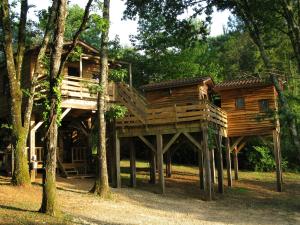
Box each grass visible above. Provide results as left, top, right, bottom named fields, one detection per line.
left=0, top=160, right=299, bottom=225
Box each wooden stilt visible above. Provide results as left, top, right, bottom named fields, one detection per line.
left=210, top=149, right=216, bottom=184
left=273, top=130, right=283, bottom=192
left=156, top=134, right=165, bottom=194
left=233, top=147, right=239, bottom=180
left=225, top=137, right=232, bottom=187
left=166, top=151, right=172, bottom=178
left=115, top=133, right=121, bottom=188
left=129, top=139, right=136, bottom=187
left=215, top=133, right=224, bottom=194
left=198, top=146, right=204, bottom=190
left=202, top=125, right=213, bottom=201
left=149, top=150, right=156, bottom=184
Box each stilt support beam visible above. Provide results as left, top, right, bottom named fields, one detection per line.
left=157, top=134, right=165, bottom=194
left=233, top=147, right=239, bottom=180
left=226, top=137, right=232, bottom=187
left=129, top=140, right=136, bottom=187
left=273, top=130, right=283, bottom=192
left=202, top=125, right=213, bottom=201
left=215, top=132, right=224, bottom=193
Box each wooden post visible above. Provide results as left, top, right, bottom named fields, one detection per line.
left=233, top=146, right=239, bottom=180
left=226, top=137, right=232, bottom=187
left=273, top=130, right=283, bottom=192
left=156, top=134, right=165, bottom=194
left=202, top=126, right=213, bottom=201
left=129, top=139, right=136, bottom=187
left=149, top=150, right=156, bottom=184
left=215, top=133, right=224, bottom=194
left=114, top=133, right=121, bottom=188
left=198, top=146, right=204, bottom=190
left=166, top=151, right=172, bottom=178
left=129, top=63, right=132, bottom=87
left=29, top=119, right=36, bottom=182
left=210, top=149, right=216, bottom=184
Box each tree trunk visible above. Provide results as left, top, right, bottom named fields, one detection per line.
left=39, top=0, right=67, bottom=216
left=92, top=0, right=110, bottom=197
left=1, top=0, right=31, bottom=186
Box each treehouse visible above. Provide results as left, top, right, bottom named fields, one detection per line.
left=0, top=40, right=283, bottom=201
left=214, top=78, right=282, bottom=191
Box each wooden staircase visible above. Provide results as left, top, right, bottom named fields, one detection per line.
left=116, top=83, right=148, bottom=124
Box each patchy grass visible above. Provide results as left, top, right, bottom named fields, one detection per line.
left=0, top=160, right=299, bottom=225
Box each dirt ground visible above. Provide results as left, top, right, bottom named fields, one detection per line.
left=0, top=161, right=299, bottom=225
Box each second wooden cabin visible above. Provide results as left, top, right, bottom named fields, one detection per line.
left=140, top=77, right=214, bottom=106
left=214, top=78, right=279, bottom=137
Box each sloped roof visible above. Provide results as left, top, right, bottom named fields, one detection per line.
left=140, top=76, right=213, bottom=91
left=214, top=78, right=272, bottom=91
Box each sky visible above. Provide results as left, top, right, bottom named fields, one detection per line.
left=28, top=0, right=231, bottom=46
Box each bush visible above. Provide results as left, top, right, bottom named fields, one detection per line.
left=248, top=146, right=275, bottom=172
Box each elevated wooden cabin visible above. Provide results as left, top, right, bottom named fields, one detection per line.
left=140, top=77, right=214, bottom=106
left=214, top=78, right=282, bottom=192
left=214, top=78, right=279, bottom=137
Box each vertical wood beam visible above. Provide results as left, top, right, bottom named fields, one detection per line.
left=210, top=149, right=216, bottom=184
left=149, top=150, right=156, bottom=184
left=226, top=137, right=232, bottom=187
left=202, top=126, right=213, bottom=201
left=115, top=133, right=121, bottom=188
left=166, top=151, right=172, bottom=178
left=129, top=139, right=136, bottom=187
left=198, top=146, right=204, bottom=190
left=156, top=134, right=165, bottom=194
left=215, top=133, right=224, bottom=194
left=273, top=130, right=283, bottom=192
left=233, top=147, right=239, bottom=180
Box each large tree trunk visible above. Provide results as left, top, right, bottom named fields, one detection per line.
left=1, top=0, right=31, bottom=185
left=92, top=0, right=110, bottom=197
left=39, top=0, right=67, bottom=216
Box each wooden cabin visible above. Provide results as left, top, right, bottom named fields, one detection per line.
left=140, top=77, right=214, bottom=106
left=214, top=78, right=279, bottom=137
left=214, top=78, right=282, bottom=192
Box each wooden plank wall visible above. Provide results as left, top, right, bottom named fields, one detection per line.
left=219, top=86, right=277, bottom=137
left=145, top=84, right=206, bottom=106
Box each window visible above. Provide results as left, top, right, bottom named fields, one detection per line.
left=235, top=97, right=245, bottom=109
left=259, top=99, right=269, bottom=112
left=68, top=67, right=80, bottom=77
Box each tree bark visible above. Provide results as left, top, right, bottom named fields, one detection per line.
left=39, top=0, right=67, bottom=216
left=1, top=0, right=31, bottom=186
left=92, top=0, right=110, bottom=197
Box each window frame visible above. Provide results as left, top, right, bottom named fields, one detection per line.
left=259, top=99, right=270, bottom=113
left=235, top=97, right=245, bottom=110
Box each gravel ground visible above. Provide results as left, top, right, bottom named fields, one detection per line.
left=0, top=164, right=299, bottom=225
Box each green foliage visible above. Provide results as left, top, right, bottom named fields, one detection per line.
left=248, top=146, right=275, bottom=172
left=0, top=123, right=12, bottom=130
left=105, top=104, right=128, bottom=121
left=84, top=82, right=103, bottom=96
left=108, top=69, right=128, bottom=82
left=68, top=46, right=83, bottom=62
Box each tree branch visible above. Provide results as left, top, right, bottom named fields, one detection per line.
left=58, top=0, right=94, bottom=76
left=23, top=0, right=59, bottom=130
left=16, top=0, right=28, bottom=81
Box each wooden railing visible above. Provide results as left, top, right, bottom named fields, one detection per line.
left=117, top=100, right=227, bottom=128
left=35, top=147, right=44, bottom=162
left=116, top=83, right=148, bottom=124
left=35, top=75, right=116, bottom=101
left=72, top=147, right=86, bottom=163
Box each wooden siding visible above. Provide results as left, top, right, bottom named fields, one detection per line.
left=145, top=84, right=208, bottom=106
left=219, top=86, right=277, bottom=137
